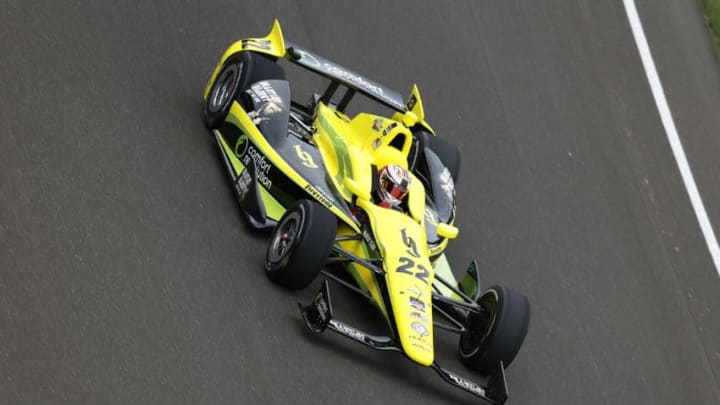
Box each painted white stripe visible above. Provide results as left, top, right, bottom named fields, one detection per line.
left=622, top=0, right=720, bottom=275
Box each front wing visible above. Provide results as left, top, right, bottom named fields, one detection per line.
left=299, top=281, right=509, bottom=404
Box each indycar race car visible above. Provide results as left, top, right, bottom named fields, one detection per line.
left=202, top=20, right=529, bottom=404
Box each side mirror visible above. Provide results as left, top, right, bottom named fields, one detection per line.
left=436, top=222, right=459, bottom=239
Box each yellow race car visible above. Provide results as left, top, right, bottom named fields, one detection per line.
left=203, top=20, right=529, bottom=404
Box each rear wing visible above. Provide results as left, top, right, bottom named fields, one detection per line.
left=205, top=20, right=434, bottom=133
left=286, top=43, right=406, bottom=112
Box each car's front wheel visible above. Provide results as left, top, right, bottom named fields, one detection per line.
left=264, top=200, right=337, bottom=290
left=458, top=285, right=530, bottom=373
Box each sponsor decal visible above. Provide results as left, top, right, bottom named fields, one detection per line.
left=406, top=94, right=417, bottom=111
left=409, top=296, right=426, bottom=313
left=259, top=101, right=282, bottom=116
left=382, top=122, right=398, bottom=137
left=235, top=133, right=250, bottom=157
left=304, top=185, right=334, bottom=209
left=322, top=62, right=384, bottom=98
left=372, top=118, right=384, bottom=132
left=409, top=334, right=431, bottom=352
left=396, top=256, right=430, bottom=285
left=329, top=319, right=366, bottom=342
left=411, top=342, right=431, bottom=352
left=247, top=81, right=284, bottom=123
left=294, top=144, right=318, bottom=169
left=395, top=229, right=431, bottom=284
left=234, top=169, right=252, bottom=200
left=401, top=228, right=419, bottom=258
left=372, top=137, right=382, bottom=150
left=295, top=48, right=322, bottom=68
left=245, top=147, right=273, bottom=189
left=241, top=38, right=272, bottom=51
left=248, top=81, right=283, bottom=105
left=410, top=311, right=429, bottom=324
left=428, top=243, right=445, bottom=258
left=235, top=135, right=273, bottom=189
left=411, top=321, right=429, bottom=337
left=404, top=285, right=423, bottom=298
left=445, top=371, right=486, bottom=397
left=439, top=167, right=455, bottom=200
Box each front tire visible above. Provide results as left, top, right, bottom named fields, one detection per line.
left=264, top=200, right=337, bottom=290
left=458, top=285, right=530, bottom=373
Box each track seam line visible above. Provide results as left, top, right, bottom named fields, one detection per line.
left=622, top=0, right=720, bottom=276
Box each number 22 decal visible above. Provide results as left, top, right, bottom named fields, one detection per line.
left=396, top=229, right=430, bottom=285
left=396, top=257, right=430, bottom=284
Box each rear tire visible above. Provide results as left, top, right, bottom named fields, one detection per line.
left=204, top=56, right=245, bottom=129
left=458, top=285, right=529, bottom=373
left=425, top=133, right=460, bottom=183
left=204, top=52, right=286, bottom=129
left=264, top=200, right=337, bottom=290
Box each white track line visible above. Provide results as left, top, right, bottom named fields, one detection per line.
left=622, top=0, right=720, bottom=275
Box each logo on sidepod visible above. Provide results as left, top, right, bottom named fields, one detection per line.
left=235, top=133, right=249, bottom=157
left=235, top=135, right=273, bottom=189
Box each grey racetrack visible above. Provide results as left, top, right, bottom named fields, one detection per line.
left=2, top=1, right=720, bottom=404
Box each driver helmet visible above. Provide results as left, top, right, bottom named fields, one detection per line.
left=377, top=164, right=411, bottom=209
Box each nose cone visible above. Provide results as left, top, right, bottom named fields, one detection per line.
left=365, top=202, right=435, bottom=366
left=391, top=279, right=434, bottom=366
left=393, top=289, right=435, bottom=366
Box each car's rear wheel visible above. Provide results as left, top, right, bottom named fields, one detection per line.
left=204, top=52, right=286, bottom=129
left=411, top=129, right=460, bottom=184
left=204, top=57, right=244, bottom=129
left=458, top=285, right=529, bottom=373
left=425, top=133, right=460, bottom=183
left=265, top=200, right=337, bottom=290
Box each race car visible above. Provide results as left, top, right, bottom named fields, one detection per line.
left=202, top=20, right=530, bottom=404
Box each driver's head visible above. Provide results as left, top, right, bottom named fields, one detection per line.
left=377, top=164, right=411, bottom=209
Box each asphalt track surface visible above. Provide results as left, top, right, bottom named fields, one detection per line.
left=2, top=1, right=720, bottom=404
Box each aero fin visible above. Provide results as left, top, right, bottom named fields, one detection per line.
left=405, top=85, right=435, bottom=134
left=203, top=20, right=287, bottom=99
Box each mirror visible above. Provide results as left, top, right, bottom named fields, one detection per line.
left=436, top=222, right=459, bottom=239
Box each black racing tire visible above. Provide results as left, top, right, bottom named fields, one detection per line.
left=264, top=200, right=337, bottom=290
left=425, top=133, right=460, bottom=183
left=204, top=56, right=245, bottom=129
left=458, top=285, right=530, bottom=373
left=203, top=52, right=286, bottom=129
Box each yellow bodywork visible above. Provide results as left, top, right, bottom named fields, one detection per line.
left=313, top=103, right=437, bottom=366
left=207, top=20, right=462, bottom=367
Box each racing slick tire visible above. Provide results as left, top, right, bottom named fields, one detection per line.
left=204, top=51, right=286, bottom=129
left=264, top=200, right=337, bottom=290
left=413, top=129, right=460, bottom=183
left=458, top=285, right=529, bottom=373
left=425, top=133, right=460, bottom=183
